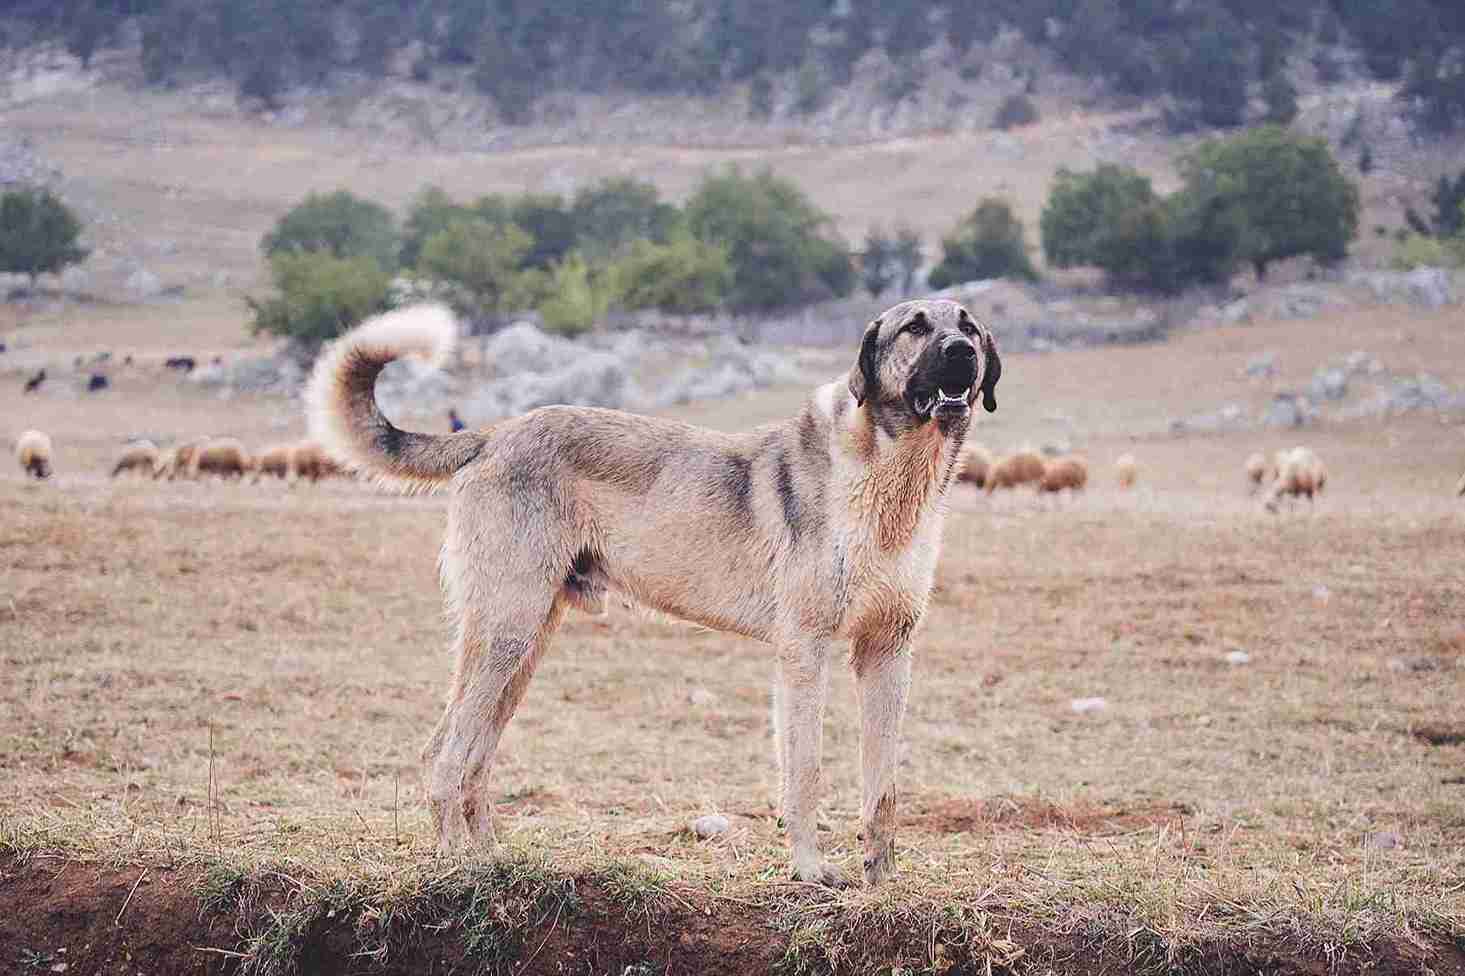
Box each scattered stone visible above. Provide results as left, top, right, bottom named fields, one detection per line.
left=1264, top=393, right=1311, bottom=429
left=124, top=269, right=163, bottom=300
left=1365, top=830, right=1403, bottom=851
left=1224, top=650, right=1251, bottom=665
left=1312, top=585, right=1331, bottom=605
left=1388, top=656, right=1441, bottom=673
left=1309, top=367, right=1348, bottom=401
left=1244, top=352, right=1277, bottom=378
left=1349, top=268, right=1456, bottom=309
left=1341, top=350, right=1383, bottom=376
left=688, top=687, right=718, bottom=707
left=691, top=813, right=730, bottom=839
left=1221, top=299, right=1252, bottom=325
left=1070, top=697, right=1107, bottom=714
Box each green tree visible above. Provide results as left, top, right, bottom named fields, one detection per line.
left=537, top=254, right=607, bottom=336
left=1183, top=126, right=1360, bottom=278
left=1041, top=165, right=1160, bottom=272
left=684, top=166, right=854, bottom=311
left=861, top=227, right=896, bottom=297
left=1262, top=72, right=1299, bottom=125
left=1165, top=10, right=1249, bottom=130
left=892, top=227, right=922, bottom=294
left=509, top=194, right=577, bottom=271
left=993, top=93, right=1039, bottom=130
left=0, top=187, right=88, bottom=288
left=400, top=186, right=473, bottom=268
left=248, top=250, right=392, bottom=349
left=417, top=218, right=532, bottom=324
left=570, top=178, right=679, bottom=262
left=928, top=198, right=1038, bottom=288
left=606, top=235, right=731, bottom=314
left=262, top=191, right=401, bottom=270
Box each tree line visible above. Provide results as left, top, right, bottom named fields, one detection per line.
left=7, top=0, right=1463, bottom=133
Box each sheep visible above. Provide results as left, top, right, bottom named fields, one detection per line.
left=153, top=437, right=210, bottom=480
left=111, top=439, right=159, bottom=478
left=251, top=440, right=341, bottom=484
left=1115, top=453, right=1138, bottom=490
left=1264, top=446, right=1326, bottom=513
left=15, top=429, right=52, bottom=479
left=1039, top=455, right=1089, bottom=494
left=985, top=450, right=1047, bottom=493
left=1244, top=451, right=1273, bottom=492
left=190, top=437, right=252, bottom=480
left=1457, top=472, right=1465, bottom=497
left=955, top=443, right=993, bottom=489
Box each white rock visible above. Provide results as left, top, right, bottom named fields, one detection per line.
left=1224, top=650, right=1251, bottom=665
left=691, top=813, right=730, bottom=839
left=1070, top=697, right=1107, bottom=714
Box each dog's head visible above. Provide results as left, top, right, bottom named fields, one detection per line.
left=848, top=299, right=1001, bottom=436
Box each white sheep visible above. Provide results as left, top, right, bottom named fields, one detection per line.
left=1115, top=453, right=1137, bottom=490
left=15, top=429, right=52, bottom=479
left=111, top=439, right=159, bottom=478
left=1265, top=446, right=1326, bottom=513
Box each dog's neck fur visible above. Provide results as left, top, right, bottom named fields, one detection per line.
left=823, top=382, right=966, bottom=553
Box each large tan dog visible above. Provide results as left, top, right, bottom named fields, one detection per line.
left=308, top=300, right=1001, bottom=886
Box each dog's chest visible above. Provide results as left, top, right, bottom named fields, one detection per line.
left=830, top=505, right=944, bottom=638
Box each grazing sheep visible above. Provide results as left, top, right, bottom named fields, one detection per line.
left=252, top=440, right=341, bottom=484
left=1244, top=451, right=1273, bottom=492
left=1039, top=455, right=1089, bottom=494
left=1115, top=453, right=1138, bottom=490
left=190, top=437, right=252, bottom=480
left=23, top=369, right=46, bottom=394
left=153, top=437, right=209, bottom=480
left=985, top=450, right=1046, bottom=493
left=15, top=429, right=52, bottom=479
left=111, top=440, right=159, bottom=478
left=955, top=443, right=993, bottom=489
left=1264, top=447, right=1326, bottom=513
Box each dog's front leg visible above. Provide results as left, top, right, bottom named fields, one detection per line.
left=853, top=632, right=913, bottom=885
left=775, top=636, right=847, bottom=887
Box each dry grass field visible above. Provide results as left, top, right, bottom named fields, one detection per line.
left=4, top=287, right=1465, bottom=974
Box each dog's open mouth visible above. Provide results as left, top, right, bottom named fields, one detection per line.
left=913, top=381, right=972, bottom=420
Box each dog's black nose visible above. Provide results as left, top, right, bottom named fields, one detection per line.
left=941, top=337, right=976, bottom=361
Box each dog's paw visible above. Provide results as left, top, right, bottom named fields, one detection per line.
left=862, top=844, right=896, bottom=886
left=792, top=859, right=852, bottom=889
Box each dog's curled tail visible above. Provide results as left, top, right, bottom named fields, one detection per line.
left=306, top=303, right=484, bottom=493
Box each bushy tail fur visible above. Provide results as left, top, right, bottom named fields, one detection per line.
left=305, top=304, right=484, bottom=493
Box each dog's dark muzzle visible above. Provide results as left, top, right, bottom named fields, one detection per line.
left=910, top=338, right=978, bottom=420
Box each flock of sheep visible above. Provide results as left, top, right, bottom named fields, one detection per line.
left=13, top=431, right=346, bottom=485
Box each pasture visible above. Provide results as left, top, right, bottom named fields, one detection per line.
left=4, top=296, right=1464, bottom=974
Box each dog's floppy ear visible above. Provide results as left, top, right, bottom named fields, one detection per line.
left=979, top=332, right=1001, bottom=413
left=848, top=319, right=881, bottom=406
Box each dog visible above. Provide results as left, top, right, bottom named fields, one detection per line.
left=307, top=299, right=1001, bottom=886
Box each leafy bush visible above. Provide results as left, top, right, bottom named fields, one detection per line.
left=417, top=218, right=533, bottom=323
left=928, top=199, right=1038, bottom=288
left=861, top=227, right=896, bottom=297
left=607, top=236, right=732, bottom=314
left=570, top=179, right=679, bottom=262
left=0, top=187, right=88, bottom=287
left=248, top=251, right=392, bottom=349
left=537, top=255, right=607, bottom=336
left=993, top=94, right=1039, bottom=130
left=262, top=191, right=400, bottom=270
left=1390, top=233, right=1465, bottom=269
left=509, top=194, right=578, bottom=271
left=1182, top=126, right=1360, bottom=278
left=684, top=166, right=854, bottom=312
left=1040, top=165, right=1160, bottom=272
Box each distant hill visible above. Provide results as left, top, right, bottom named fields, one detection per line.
left=3, top=1, right=1463, bottom=135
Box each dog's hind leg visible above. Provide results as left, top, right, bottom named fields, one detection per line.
left=424, top=559, right=564, bottom=853
left=852, top=633, right=913, bottom=886
left=775, top=635, right=847, bottom=887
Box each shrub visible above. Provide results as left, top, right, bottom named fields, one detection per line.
left=247, top=251, right=392, bottom=349
left=262, top=191, right=400, bottom=270
left=536, top=254, right=606, bottom=336
left=861, top=227, right=896, bottom=297
left=684, top=166, right=855, bottom=311
left=607, top=235, right=731, bottom=314
left=993, top=93, right=1039, bottom=130
left=417, top=218, right=532, bottom=323
left=1041, top=164, right=1160, bottom=271
left=1390, top=233, right=1465, bottom=269
left=0, top=186, right=88, bottom=288
left=570, top=178, right=679, bottom=262
left=928, top=198, right=1038, bottom=288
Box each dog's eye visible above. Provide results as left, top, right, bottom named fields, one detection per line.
left=959, top=319, right=977, bottom=337
left=905, top=317, right=931, bottom=337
